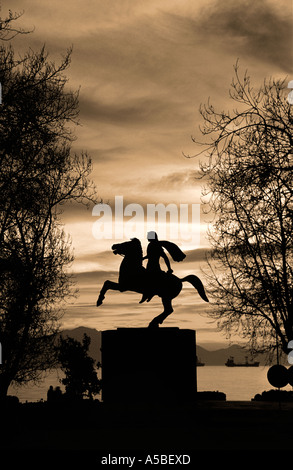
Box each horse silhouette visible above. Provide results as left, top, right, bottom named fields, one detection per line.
left=96, top=238, right=209, bottom=327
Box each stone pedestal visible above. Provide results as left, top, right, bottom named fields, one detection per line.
left=101, top=327, right=197, bottom=404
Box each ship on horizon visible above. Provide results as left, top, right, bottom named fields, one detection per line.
left=225, top=356, right=260, bottom=367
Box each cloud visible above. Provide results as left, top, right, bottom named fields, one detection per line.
left=74, top=270, right=117, bottom=284
left=184, top=247, right=211, bottom=263
left=79, top=94, right=180, bottom=128
left=143, top=169, right=203, bottom=191
left=196, top=0, right=292, bottom=72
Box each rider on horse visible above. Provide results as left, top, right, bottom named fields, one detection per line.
left=96, top=236, right=208, bottom=327
left=139, top=231, right=186, bottom=304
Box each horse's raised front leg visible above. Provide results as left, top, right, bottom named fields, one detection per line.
left=148, top=297, right=173, bottom=328
left=97, top=280, right=120, bottom=306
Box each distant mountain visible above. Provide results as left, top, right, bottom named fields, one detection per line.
left=58, top=326, right=278, bottom=366
left=196, top=344, right=267, bottom=366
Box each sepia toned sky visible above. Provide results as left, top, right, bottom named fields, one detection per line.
left=7, top=0, right=293, bottom=347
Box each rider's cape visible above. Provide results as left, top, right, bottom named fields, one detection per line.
left=159, top=240, right=186, bottom=262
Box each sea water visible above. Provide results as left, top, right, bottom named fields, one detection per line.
left=197, top=365, right=292, bottom=400
left=9, top=366, right=293, bottom=402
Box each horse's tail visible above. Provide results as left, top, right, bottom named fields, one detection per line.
left=181, top=275, right=209, bottom=302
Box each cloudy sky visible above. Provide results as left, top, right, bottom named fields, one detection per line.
left=7, top=0, right=292, bottom=347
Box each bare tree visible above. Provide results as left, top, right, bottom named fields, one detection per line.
left=0, top=45, right=97, bottom=399
left=0, top=7, right=32, bottom=41
left=192, top=63, right=293, bottom=357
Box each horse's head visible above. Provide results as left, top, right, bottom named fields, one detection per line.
left=112, top=238, right=143, bottom=262
left=112, top=241, right=127, bottom=255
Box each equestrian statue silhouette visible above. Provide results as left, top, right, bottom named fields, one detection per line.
left=96, top=232, right=209, bottom=327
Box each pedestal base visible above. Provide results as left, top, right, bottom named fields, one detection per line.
left=101, top=327, right=197, bottom=404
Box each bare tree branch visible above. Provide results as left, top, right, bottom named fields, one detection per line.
left=195, top=64, right=293, bottom=356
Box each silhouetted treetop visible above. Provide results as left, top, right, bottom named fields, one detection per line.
left=192, top=63, right=293, bottom=357
left=57, top=333, right=101, bottom=400
left=0, top=44, right=97, bottom=399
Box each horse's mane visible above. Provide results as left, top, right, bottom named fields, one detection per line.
left=130, top=238, right=143, bottom=262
